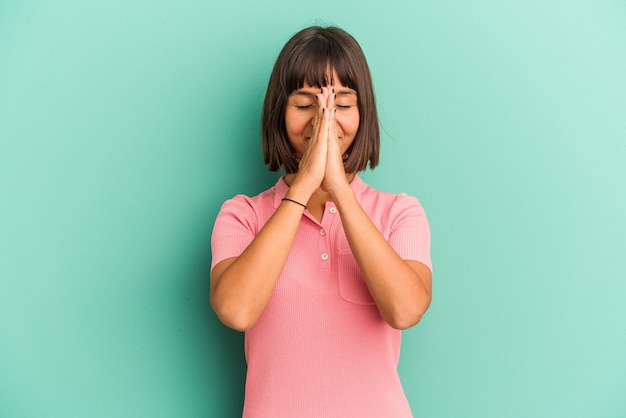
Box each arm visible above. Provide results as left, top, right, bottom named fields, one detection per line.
left=333, top=188, right=432, bottom=330
left=210, top=198, right=306, bottom=332
left=323, top=95, right=432, bottom=330
left=210, top=89, right=333, bottom=331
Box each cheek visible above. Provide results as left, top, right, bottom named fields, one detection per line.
left=285, top=111, right=311, bottom=136
left=337, top=112, right=360, bottom=137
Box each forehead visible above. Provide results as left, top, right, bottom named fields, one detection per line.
left=289, top=67, right=357, bottom=97
left=290, top=69, right=356, bottom=95
left=285, top=57, right=358, bottom=94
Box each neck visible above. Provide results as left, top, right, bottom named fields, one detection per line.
left=283, top=173, right=356, bottom=202
left=283, top=173, right=356, bottom=222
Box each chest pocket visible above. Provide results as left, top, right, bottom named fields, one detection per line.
left=336, top=237, right=376, bottom=305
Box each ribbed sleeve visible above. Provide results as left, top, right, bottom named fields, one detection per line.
left=211, top=195, right=258, bottom=271
left=388, top=193, right=432, bottom=271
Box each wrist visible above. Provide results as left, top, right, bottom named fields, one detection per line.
left=286, top=177, right=316, bottom=204
left=281, top=197, right=307, bottom=210
left=329, top=182, right=356, bottom=208
left=326, top=171, right=354, bottom=198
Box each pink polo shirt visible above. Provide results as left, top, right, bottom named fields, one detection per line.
left=211, top=175, right=431, bottom=418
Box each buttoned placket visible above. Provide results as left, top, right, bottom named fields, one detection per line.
left=302, top=202, right=339, bottom=270
left=276, top=177, right=362, bottom=271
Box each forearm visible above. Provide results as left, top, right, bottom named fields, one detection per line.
left=333, top=186, right=432, bottom=329
left=210, top=197, right=306, bottom=331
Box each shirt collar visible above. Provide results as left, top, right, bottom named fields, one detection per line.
left=272, top=174, right=366, bottom=209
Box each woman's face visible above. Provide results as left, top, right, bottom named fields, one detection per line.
left=284, top=70, right=359, bottom=160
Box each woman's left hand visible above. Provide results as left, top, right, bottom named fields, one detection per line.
left=322, top=90, right=351, bottom=196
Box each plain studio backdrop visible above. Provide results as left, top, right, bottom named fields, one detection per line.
left=1, top=1, right=625, bottom=417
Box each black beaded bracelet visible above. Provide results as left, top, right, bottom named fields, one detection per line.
left=281, top=197, right=307, bottom=210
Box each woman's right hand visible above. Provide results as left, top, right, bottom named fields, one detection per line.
left=211, top=90, right=333, bottom=331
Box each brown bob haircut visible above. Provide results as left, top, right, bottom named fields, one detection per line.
left=262, top=26, right=380, bottom=174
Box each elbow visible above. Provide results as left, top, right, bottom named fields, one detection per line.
left=385, top=297, right=432, bottom=330
left=386, top=312, right=423, bottom=330
left=212, top=307, right=255, bottom=332
left=221, top=319, right=254, bottom=333
left=210, top=296, right=256, bottom=332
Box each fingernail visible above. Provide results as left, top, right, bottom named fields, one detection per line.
left=323, top=107, right=325, bottom=113
left=333, top=94, right=336, bottom=100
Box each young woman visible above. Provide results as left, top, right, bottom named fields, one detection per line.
left=210, top=26, right=432, bottom=418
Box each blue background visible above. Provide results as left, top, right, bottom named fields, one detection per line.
left=1, top=1, right=625, bottom=416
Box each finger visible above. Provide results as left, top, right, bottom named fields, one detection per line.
left=329, top=87, right=336, bottom=109
left=321, top=86, right=333, bottom=109
left=326, top=89, right=337, bottom=142
left=327, top=88, right=338, bottom=145
left=317, top=88, right=326, bottom=110
left=328, top=108, right=340, bottom=156
left=311, top=94, right=323, bottom=140
left=299, top=92, right=328, bottom=168
left=317, top=89, right=330, bottom=132
left=322, top=98, right=332, bottom=142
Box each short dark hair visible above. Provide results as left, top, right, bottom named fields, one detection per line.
left=262, top=26, right=380, bottom=174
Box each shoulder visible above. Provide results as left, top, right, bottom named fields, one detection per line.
left=357, top=178, right=425, bottom=216
left=216, top=184, right=280, bottom=229
left=355, top=178, right=429, bottom=237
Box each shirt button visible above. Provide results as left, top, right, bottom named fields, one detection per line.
left=320, top=229, right=326, bottom=235
left=329, top=207, right=337, bottom=214
left=321, top=253, right=329, bottom=260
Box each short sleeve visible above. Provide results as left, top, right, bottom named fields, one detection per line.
left=210, top=195, right=259, bottom=271
left=387, top=194, right=432, bottom=272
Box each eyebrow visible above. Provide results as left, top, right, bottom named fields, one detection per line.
left=291, top=91, right=316, bottom=97
left=291, top=88, right=357, bottom=96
